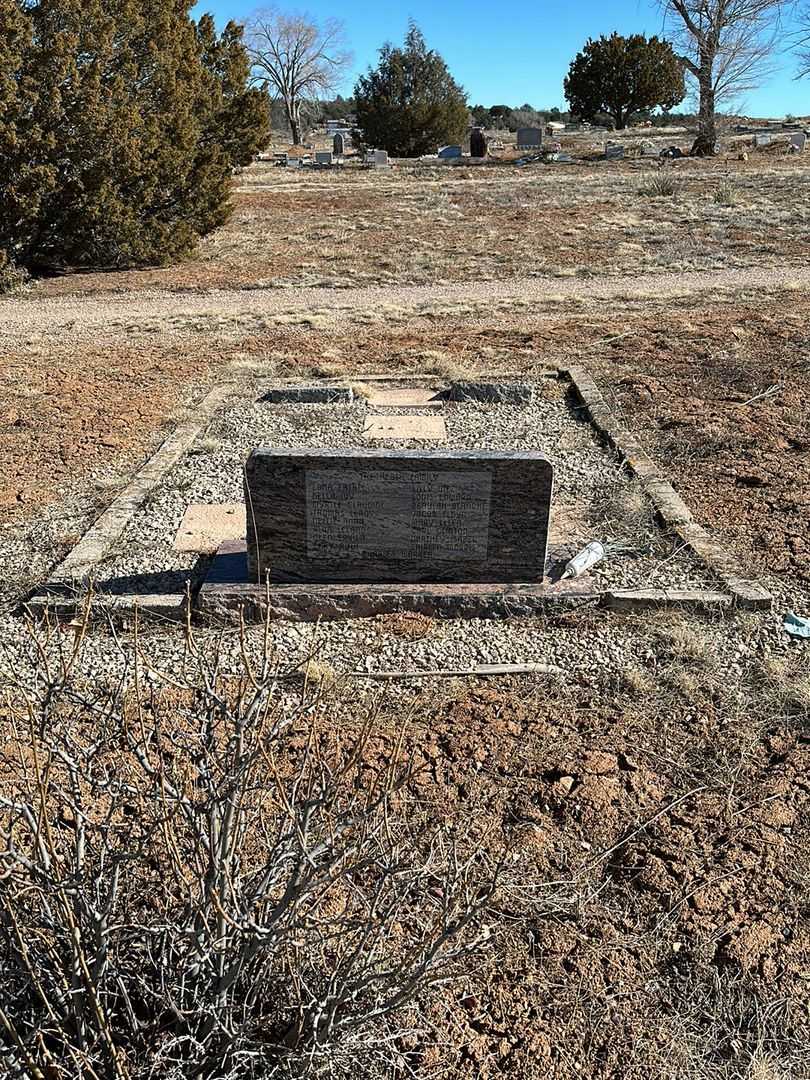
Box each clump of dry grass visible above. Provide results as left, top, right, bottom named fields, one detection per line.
left=657, top=618, right=713, bottom=665
left=640, top=169, right=681, bottom=198
left=714, top=179, right=742, bottom=206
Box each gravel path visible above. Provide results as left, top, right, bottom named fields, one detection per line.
left=2, top=264, right=809, bottom=343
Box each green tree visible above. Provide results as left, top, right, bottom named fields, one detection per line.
left=354, top=23, right=468, bottom=157
left=0, top=0, right=269, bottom=276
left=564, top=32, right=685, bottom=131
left=197, top=13, right=271, bottom=168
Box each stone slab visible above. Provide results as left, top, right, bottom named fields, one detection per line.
left=604, top=588, right=732, bottom=613
left=173, top=502, right=246, bottom=553
left=243, top=449, right=553, bottom=584
left=27, top=592, right=187, bottom=622
left=198, top=541, right=592, bottom=622
left=449, top=381, right=533, bottom=404
left=262, top=386, right=353, bottom=404
left=362, top=416, right=447, bottom=440
left=366, top=388, right=446, bottom=408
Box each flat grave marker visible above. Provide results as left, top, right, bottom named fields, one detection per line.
left=363, top=416, right=447, bottom=440
left=173, top=503, right=246, bottom=553
left=366, top=387, right=445, bottom=409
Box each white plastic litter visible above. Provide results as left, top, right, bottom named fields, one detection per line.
left=561, top=541, right=605, bottom=579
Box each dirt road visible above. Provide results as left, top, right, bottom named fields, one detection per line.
left=2, top=264, right=808, bottom=344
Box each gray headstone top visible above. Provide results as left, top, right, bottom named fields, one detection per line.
left=244, top=449, right=553, bottom=585
left=261, top=386, right=353, bottom=404
left=449, top=381, right=534, bottom=404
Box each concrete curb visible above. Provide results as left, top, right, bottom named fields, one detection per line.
left=563, top=365, right=772, bottom=611
left=44, top=383, right=234, bottom=584
left=25, top=592, right=187, bottom=623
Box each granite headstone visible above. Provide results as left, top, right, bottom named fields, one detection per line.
left=516, top=127, right=543, bottom=149
left=244, top=449, right=553, bottom=584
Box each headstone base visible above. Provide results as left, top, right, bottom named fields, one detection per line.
left=197, top=541, right=596, bottom=622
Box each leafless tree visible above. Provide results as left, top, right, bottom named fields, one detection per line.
left=663, top=0, right=783, bottom=155
left=796, top=5, right=810, bottom=76
left=244, top=7, right=352, bottom=145
left=0, top=610, right=500, bottom=1079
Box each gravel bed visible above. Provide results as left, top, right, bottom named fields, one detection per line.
left=88, top=379, right=717, bottom=595
left=0, top=601, right=805, bottom=699
left=1, top=377, right=804, bottom=696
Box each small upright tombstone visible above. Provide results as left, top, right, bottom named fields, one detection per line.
left=516, top=127, right=542, bottom=150
left=753, top=133, right=771, bottom=148
left=789, top=131, right=807, bottom=152
left=315, top=151, right=333, bottom=166
left=333, top=131, right=345, bottom=157
left=243, top=449, right=553, bottom=585
left=438, top=145, right=462, bottom=159
left=470, top=128, right=487, bottom=158
left=368, top=149, right=390, bottom=169
left=605, top=143, right=625, bottom=160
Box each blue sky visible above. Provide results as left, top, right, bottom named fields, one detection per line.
left=199, top=0, right=810, bottom=117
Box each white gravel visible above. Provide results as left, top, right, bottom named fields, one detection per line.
left=85, top=378, right=717, bottom=596
left=0, top=378, right=805, bottom=696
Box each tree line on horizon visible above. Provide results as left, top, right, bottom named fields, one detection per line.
left=2, top=0, right=808, bottom=287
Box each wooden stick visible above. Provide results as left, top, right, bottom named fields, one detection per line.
left=351, top=663, right=563, bottom=680
left=741, top=382, right=783, bottom=406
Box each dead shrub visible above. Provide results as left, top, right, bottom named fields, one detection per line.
left=0, top=614, right=499, bottom=1079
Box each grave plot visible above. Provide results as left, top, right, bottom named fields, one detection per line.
left=29, top=374, right=768, bottom=622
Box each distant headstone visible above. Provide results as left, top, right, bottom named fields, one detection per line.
left=438, top=145, right=462, bottom=159
left=369, top=149, right=390, bottom=168
left=315, top=151, right=333, bottom=166
left=605, top=143, right=625, bottom=160
left=333, top=132, right=345, bottom=156
left=286, top=156, right=300, bottom=168
left=516, top=127, right=543, bottom=149
left=789, top=131, right=807, bottom=152
left=470, top=128, right=487, bottom=158
left=753, top=133, right=771, bottom=147
left=244, top=449, right=553, bottom=585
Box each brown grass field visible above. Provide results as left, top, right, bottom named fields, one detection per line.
left=1, top=142, right=809, bottom=1078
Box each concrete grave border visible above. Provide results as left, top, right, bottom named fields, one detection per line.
left=27, top=382, right=235, bottom=622
left=25, top=367, right=772, bottom=622
left=562, top=366, right=772, bottom=611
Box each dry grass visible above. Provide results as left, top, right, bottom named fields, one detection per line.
left=29, top=156, right=810, bottom=300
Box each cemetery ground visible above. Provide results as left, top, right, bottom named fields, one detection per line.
left=1, top=154, right=809, bottom=1078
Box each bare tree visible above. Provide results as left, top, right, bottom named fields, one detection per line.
left=244, top=7, right=352, bottom=145
left=664, top=0, right=783, bottom=155
left=796, top=5, right=810, bottom=76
